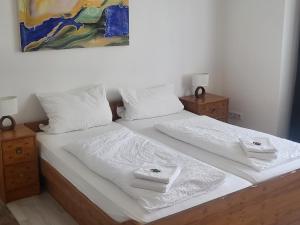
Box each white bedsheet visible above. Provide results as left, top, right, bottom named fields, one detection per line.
left=64, top=127, right=225, bottom=211
left=117, top=111, right=300, bottom=183
left=37, top=122, right=251, bottom=224
left=155, top=116, right=300, bottom=171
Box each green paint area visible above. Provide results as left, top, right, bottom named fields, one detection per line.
left=43, top=26, right=98, bottom=49
left=75, top=7, right=104, bottom=24
left=29, top=25, right=98, bottom=50
left=26, top=24, right=129, bottom=51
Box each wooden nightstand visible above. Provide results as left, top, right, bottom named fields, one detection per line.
left=180, top=94, right=229, bottom=122
left=0, top=125, right=40, bottom=203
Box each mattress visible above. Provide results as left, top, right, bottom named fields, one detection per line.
left=117, top=111, right=300, bottom=183
left=37, top=122, right=251, bottom=224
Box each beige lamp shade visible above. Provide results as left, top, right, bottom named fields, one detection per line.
left=0, top=96, right=18, bottom=116
left=192, top=73, right=209, bottom=88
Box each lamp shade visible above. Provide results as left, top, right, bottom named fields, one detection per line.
left=192, top=73, right=209, bottom=88
left=0, top=96, right=18, bottom=116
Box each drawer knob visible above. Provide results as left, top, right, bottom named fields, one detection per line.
left=211, top=108, right=216, bottom=113
left=15, top=147, right=23, bottom=155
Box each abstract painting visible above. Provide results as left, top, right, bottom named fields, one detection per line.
left=18, top=0, right=129, bottom=52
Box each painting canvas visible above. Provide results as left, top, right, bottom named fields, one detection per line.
left=18, top=0, right=129, bottom=52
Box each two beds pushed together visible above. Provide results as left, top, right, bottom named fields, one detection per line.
left=26, top=101, right=300, bottom=225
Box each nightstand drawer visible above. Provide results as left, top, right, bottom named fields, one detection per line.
left=2, top=137, right=35, bottom=165
left=4, top=163, right=38, bottom=191
left=204, top=102, right=227, bottom=118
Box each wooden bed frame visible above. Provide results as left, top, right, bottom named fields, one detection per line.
left=24, top=101, right=300, bottom=225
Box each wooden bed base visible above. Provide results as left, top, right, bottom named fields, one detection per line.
left=41, top=158, right=300, bottom=225
left=40, top=159, right=137, bottom=225
left=26, top=100, right=300, bottom=225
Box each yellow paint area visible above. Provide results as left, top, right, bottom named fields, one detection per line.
left=19, top=0, right=128, bottom=28
left=82, top=37, right=126, bottom=47
left=24, top=37, right=47, bottom=52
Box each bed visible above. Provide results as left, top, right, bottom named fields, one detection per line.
left=37, top=121, right=251, bottom=224
left=25, top=101, right=300, bottom=225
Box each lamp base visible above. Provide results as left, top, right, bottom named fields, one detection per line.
left=195, top=86, right=206, bottom=98
left=0, top=116, right=16, bottom=131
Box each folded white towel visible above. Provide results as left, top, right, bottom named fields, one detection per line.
left=245, top=151, right=278, bottom=161
left=132, top=178, right=173, bottom=193
left=239, top=137, right=277, bottom=153
left=134, top=163, right=181, bottom=184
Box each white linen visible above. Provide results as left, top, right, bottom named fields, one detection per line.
left=134, top=163, right=181, bottom=184
left=245, top=151, right=277, bottom=161
left=118, top=84, right=184, bottom=120
left=64, top=127, right=225, bottom=211
left=132, top=178, right=172, bottom=193
left=36, top=84, right=112, bottom=134
left=155, top=116, right=300, bottom=171
left=37, top=122, right=251, bottom=223
left=117, top=111, right=300, bottom=183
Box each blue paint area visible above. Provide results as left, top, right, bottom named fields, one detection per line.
left=105, top=5, right=129, bottom=37
left=20, top=17, right=82, bottom=51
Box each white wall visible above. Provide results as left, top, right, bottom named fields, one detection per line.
left=277, top=0, right=300, bottom=137
left=220, top=0, right=300, bottom=137
left=221, top=0, right=287, bottom=135
left=0, top=0, right=221, bottom=123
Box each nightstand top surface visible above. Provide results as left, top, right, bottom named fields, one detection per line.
left=0, top=124, right=35, bottom=142
left=180, top=93, right=228, bottom=105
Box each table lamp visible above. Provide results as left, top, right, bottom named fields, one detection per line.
left=192, top=73, right=209, bottom=98
left=0, top=96, right=18, bottom=131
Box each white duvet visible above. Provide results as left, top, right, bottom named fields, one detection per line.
left=155, top=116, right=300, bottom=171
left=64, top=127, right=225, bottom=212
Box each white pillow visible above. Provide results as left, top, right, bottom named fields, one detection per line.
left=119, top=84, right=184, bottom=120
left=37, top=85, right=112, bottom=134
